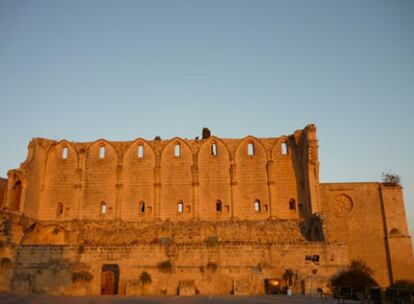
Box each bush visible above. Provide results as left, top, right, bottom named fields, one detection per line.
left=72, top=271, right=93, bottom=283
left=330, top=260, right=377, bottom=293
left=157, top=260, right=172, bottom=273
left=389, top=280, right=414, bottom=290
left=202, top=127, right=211, bottom=139
left=382, top=171, right=401, bottom=186
left=206, top=262, right=217, bottom=272
left=139, top=271, right=152, bottom=285
left=204, top=236, right=219, bottom=246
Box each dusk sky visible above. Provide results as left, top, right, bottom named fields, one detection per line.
left=0, top=1, right=413, bottom=239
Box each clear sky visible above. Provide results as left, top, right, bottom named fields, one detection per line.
left=0, top=1, right=413, bottom=238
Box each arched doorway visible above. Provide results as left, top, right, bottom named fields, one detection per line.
left=101, top=264, right=119, bottom=295
left=10, top=181, right=22, bottom=211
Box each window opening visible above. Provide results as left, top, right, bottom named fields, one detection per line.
left=175, top=143, right=181, bottom=157
left=254, top=200, right=261, bottom=212
left=281, top=142, right=288, bottom=155
left=139, top=201, right=145, bottom=213
left=57, top=202, right=64, bottom=217
left=138, top=144, right=144, bottom=158
left=247, top=143, right=254, bottom=156
left=62, top=146, right=68, bottom=159
left=216, top=200, right=222, bottom=212
left=211, top=143, right=217, bottom=156
left=101, top=202, right=107, bottom=214
left=178, top=201, right=183, bottom=213
left=289, top=199, right=296, bottom=210
left=99, top=146, right=105, bottom=159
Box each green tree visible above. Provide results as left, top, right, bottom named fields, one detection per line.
left=330, top=260, right=378, bottom=294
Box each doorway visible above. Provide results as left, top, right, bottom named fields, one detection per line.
left=101, top=264, right=119, bottom=295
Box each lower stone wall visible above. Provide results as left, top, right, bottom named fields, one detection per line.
left=320, top=182, right=414, bottom=286
left=2, top=242, right=348, bottom=296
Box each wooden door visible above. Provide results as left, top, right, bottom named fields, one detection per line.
left=101, top=270, right=115, bottom=295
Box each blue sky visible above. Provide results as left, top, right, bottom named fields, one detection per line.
left=0, top=1, right=413, bottom=237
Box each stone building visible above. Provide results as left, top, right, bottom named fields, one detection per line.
left=0, top=124, right=412, bottom=295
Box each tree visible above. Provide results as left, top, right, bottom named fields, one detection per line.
left=388, top=280, right=414, bottom=290
left=350, top=260, right=373, bottom=275
left=382, top=171, right=401, bottom=186
left=330, top=260, right=378, bottom=294
left=202, top=127, right=211, bottom=139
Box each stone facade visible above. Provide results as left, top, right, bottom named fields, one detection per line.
left=0, top=124, right=412, bottom=295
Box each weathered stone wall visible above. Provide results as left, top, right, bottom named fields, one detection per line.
left=3, top=125, right=317, bottom=222
left=198, top=137, right=231, bottom=220
left=379, top=185, right=414, bottom=283
left=1, top=124, right=413, bottom=296
left=0, top=211, right=350, bottom=295
left=8, top=243, right=347, bottom=296
left=122, top=139, right=156, bottom=220
left=0, top=178, right=7, bottom=208
left=320, top=182, right=414, bottom=286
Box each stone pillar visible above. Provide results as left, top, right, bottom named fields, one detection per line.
left=266, top=160, right=276, bottom=218
left=154, top=163, right=161, bottom=219
left=230, top=161, right=236, bottom=218
left=192, top=153, right=199, bottom=219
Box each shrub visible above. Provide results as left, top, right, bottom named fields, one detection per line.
left=206, top=262, right=217, bottom=272
left=389, top=280, right=414, bottom=290
left=202, top=127, right=211, bottom=139
left=330, top=260, right=377, bottom=293
left=157, top=260, right=172, bottom=273
left=72, top=271, right=93, bottom=283
left=204, top=236, right=219, bottom=246
left=382, top=171, right=401, bottom=186
left=139, top=271, right=152, bottom=285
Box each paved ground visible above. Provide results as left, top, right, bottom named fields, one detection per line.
left=0, top=294, right=360, bottom=304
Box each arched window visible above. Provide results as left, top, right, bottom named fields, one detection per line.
left=211, top=143, right=217, bottom=156
left=62, top=146, right=68, bottom=159
left=99, top=146, right=105, bottom=159
left=254, top=200, right=261, bottom=212
left=216, top=200, right=222, bottom=212
left=139, top=201, right=145, bottom=214
left=101, top=202, right=107, bottom=214
left=178, top=201, right=183, bottom=213
left=281, top=142, right=288, bottom=155
left=57, top=202, right=64, bottom=217
left=247, top=143, right=254, bottom=156
left=138, top=144, right=144, bottom=158
left=174, top=143, right=181, bottom=157
left=289, top=199, right=296, bottom=210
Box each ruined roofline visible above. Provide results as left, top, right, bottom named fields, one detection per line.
left=320, top=181, right=403, bottom=188
left=29, top=123, right=317, bottom=145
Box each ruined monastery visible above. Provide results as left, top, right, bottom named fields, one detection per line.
left=0, top=124, right=413, bottom=295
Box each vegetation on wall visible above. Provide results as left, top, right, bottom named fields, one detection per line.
left=138, top=271, right=152, bottom=286
left=157, top=260, right=172, bottom=273
left=72, top=271, right=93, bottom=283
left=204, top=236, right=219, bottom=247
left=382, top=171, right=401, bottom=186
